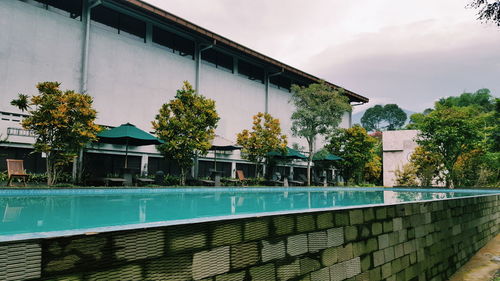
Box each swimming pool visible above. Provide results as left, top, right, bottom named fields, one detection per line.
left=0, top=187, right=497, bottom=242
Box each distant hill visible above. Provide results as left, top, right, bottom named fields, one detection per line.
left=352, top=108, right=416, bottom=126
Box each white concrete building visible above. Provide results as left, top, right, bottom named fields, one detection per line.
left=382, top=130, right=419, bottom=187
left=0, top=0, right=369, bottom=180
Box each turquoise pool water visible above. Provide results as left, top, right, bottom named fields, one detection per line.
left=0, top=187, right=497, bottom=241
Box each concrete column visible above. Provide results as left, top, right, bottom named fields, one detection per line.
left=140, top=155, right=148, bottom=176
left=231, top=161, right=236, bottom=178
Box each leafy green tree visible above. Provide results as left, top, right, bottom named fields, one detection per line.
left=237, top=112, right=287, bottom=177
left=153, top=81, right=220, bottom=185
left=383, top=104, right=407, bottom=130
left=10, top=94, right=29, bottom=112
left=409, top=90, right=498, bottom=187
left=414, top=106, right=482, bottom=188
left=364, top=131, right=382, bottom=185
left=468, top=0, right=500, bottom=26
left=394, top=163, right=419, bottom=187
left=361, top=104, right=407, bottom=131
left=406, top=109, right=432, bottom=129
left=290, top=82, right=351, bottom=185
left=326, top=125, right=378, bottom=184
left=11, top=82, right=101, bottom=185
left=361, top=105, right=385, bottom=132
left=437, top=89, right=495, bottom=112
left=409, top=146, right=442, bottom=186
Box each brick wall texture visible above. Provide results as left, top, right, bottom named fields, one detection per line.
left=1, top=194, right=498, bottom=281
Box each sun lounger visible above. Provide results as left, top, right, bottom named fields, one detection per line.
left=6, top=159, right=29, bottom=187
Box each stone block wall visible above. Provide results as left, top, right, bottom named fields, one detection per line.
left=1, top=194, right=498, bottom=281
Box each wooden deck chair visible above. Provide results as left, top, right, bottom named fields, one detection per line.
left=6, top=159, right=29, bottom=187
left=236, top=170, right=249, bottom=186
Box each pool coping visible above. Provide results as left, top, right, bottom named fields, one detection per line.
left=1, top=188, right=498, bottom=243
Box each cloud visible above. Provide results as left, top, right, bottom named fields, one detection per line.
left=144, top=0, right=499, bottom=112
left=309, top=21, right=500, bottom=112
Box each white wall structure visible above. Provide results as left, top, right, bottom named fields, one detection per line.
left=0, top=0, right=369, bottom=178
left=382, top=130, right=419, bottom=187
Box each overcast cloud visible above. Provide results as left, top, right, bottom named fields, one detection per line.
left=145, top=0, right=499, bottom=112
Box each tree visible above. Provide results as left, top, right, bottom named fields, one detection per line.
left=11, top=82, right=101, bottom=185
left=361, top=105, right=385, bottom=132
left=236, top=112, right=287, bottom=177
left=290, top=82, right=351, bottom=185
left=406, top=109, right=432, bottom=129
left=10, top=94, right=29, bottom=112
left=468, top=0, right=500, bottom=26
left=326, top=125, right=378, bottom=184
left=409, top=146, right=442, bottom=186
left=414, top=106, right=482, bottom=188
left=436, top=89, right=495, bottom=112
left=152, top=81, right=219, bottom=185
left=394, top=163, right=419, bottom=187
left=383, top=104, right=407, bottom=130
left=364, top=131, right=383, bottom=185
left=361, top=104, right=407, bottom=132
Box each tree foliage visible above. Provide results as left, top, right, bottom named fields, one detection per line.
left=436, top=89, right=495, bottom=112
left=409, top=146, right=442, bottom=186
left=361, top=104, right=407, bottom=132
left=237, top=112, right=287, bottom=177
left=326, top=125, right=378, bottom=185
left=409, top=89, right=498, bottom=187
left=152, top=81, right=219, bottom=185
left=468, top=0, right=500, bottom=26
left=11, top=82, right=100, bottom=185
left=364, top=131, right=383, bottom=185
left=414, top=106, right=483, bottom=187
left=10, top=94, right=29, bottom=112
left=394, top=163, right=419, bottom=187
left=360, top=105, right=385, bottom=132
left=290, top=82, right=351, bottom=185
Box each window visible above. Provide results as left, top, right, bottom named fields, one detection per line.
left=24, top=0, right=82, bottom=19
left=91, top=6, right=146, bottom=41
left=152, top=26, right=195, bottom=59
left=238, top=60, right=264, bottom=83
left=119, top=12, right=146, bottom=40
left=201, top=49, right=233, bottom=72
left=270, top=75, right=291, bottom=91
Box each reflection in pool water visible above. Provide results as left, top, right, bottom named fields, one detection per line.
left=0, top=187, right=495, bottom=240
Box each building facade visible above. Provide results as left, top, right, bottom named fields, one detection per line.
left=382, top=130, right=419, bottom=187
left=0, top=0, right=368, bottom=180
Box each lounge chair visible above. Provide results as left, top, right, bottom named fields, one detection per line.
left=312, top=174, right=327, bottom=186
left=235, top=170, right=249, bottom=186
left=287, top=175, right=304, bottom=186
left=6, top=159, right=29, bottom=187
left=266, top=172, right=284, bottom=186
left=298, top=174, right=310, bottom=186
left=200, top=177, right=216, bottom=186
left=135, top=177, right=155, bottom=186
left=103, top=177, right=126, bottom=186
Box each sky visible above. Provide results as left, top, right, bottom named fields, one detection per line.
left=145, top=0, right=500, bottom=113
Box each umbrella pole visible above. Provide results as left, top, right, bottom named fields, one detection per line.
left=214, top=150, right=217, bottom=171
left=125, top=139, right=129, bottom=169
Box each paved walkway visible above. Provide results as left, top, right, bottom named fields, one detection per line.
left=449, top=233, right=500, bottom=281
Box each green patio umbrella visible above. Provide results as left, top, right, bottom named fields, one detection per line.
left=312, top=153, right=343, bottom=161
left=97, top=123, right=163, bottom=168
left=209, top=135, right=241, bottom=171
left=267, top=147, right=307, bottom=160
